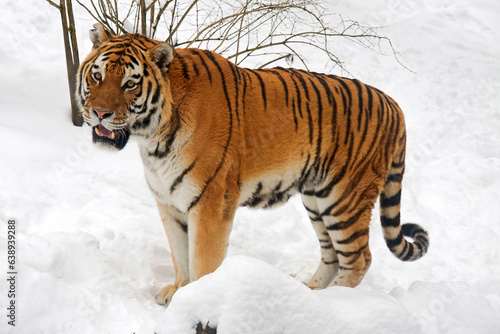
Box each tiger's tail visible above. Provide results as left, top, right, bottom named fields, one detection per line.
left=380, top=133, right=429, bottom=261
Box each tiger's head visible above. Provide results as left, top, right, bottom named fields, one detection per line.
left=76, top=23, right=174, bottom=150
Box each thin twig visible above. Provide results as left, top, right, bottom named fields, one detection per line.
left=46, top=0, right=61, bottom=10
left=73, top=0, right=410, bottom=74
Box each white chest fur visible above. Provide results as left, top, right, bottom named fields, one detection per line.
left=138, top=141, right=199, bottom=213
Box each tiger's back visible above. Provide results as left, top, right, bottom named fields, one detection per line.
left=167, top=50, right=400, bottom=196
left=77, top=26, right=429, bottom=305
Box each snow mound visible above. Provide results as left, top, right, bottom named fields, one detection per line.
left=158, top=256, right=420, bottom=334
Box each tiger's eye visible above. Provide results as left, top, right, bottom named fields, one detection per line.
left=93, top=72, right=102, bottom=82
left=124, top=80, right=136, bottom=89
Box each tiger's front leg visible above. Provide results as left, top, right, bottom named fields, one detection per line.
left=188, top=178, right=239, bottom=283
left=155, top=173, right=239, bottom=306
left=155, top=201, right=190, bottom=306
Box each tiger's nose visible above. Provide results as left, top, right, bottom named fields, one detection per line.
left=92, top=108, right=114, bottom=120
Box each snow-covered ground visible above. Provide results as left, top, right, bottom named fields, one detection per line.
left=1, top=0, right=500, bottom=333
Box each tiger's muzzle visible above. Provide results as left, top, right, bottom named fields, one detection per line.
left=89, top=108, right=130, bottom=150
left=92, top=124, right=130, bottom=150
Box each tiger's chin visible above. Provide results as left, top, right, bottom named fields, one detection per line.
left=92, top=124, right=130, bottom=151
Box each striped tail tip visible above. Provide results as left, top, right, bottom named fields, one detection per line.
left=384, top=222, right=429, bottom=261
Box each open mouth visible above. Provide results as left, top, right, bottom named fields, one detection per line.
left=92, top=124, right=130, bottom=150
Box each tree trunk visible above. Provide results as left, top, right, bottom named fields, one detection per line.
left=140, top=0, right=147, bottom=35
left=51, top=0, right=83, bottom=126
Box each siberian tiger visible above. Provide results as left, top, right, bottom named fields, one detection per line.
left=77, top=23, right=429, bottom=306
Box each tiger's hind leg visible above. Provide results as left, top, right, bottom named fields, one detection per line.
left=301, top=195, right=338, bottom=289
left=321, top=209, right=373, bottom=287
left=316, top=180, right=381, bottom=288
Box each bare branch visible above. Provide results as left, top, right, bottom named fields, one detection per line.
left=46, top=0, right=61, bottom=10
left=72, top=0, right=409, bottom=73
left=167, top=0, right=199, bottom=42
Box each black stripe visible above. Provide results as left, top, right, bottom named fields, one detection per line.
left=129, top=36, right=150, bottom=51
left=128, top=54, right=140, bottom=66
left=136, top=81, right=153, bottom=114
left=191, top=49, right=212, bottom=83
left=315, top=74, right=333, bottom=106
left=132, top=104, right=159, bottom=130
left=402, top=224, right=429, bottom=255
left=320, top=191, right=348, bottom=218
left=310, top=78, right=323, bottom=167
left=318, top=153, right=330, bottom=182
left=384, top=104, right=397, bottom=154
left=304, top=205, right=321, bottom=220
left=241, top=70, right=249, bottom=117
left=228, top=63, right=240, bottom=123
left=332, top=77, right=352, bottom=145
left=175, top=219, right=188, bottom=233
left=146, top=103, right=179, bottom=157
left=355, top=104, right=371, bottom=159
left=386, top=173, right=403, bottom=183
left=329, top=180, right=377, bottom=218
left=366, top=85, right=374, bottom=121
left=243, top=182, right=263, bottom=207
left=297, top=154, right=312, bottom=192
left=385, top=231, right=404, bottom=249
left=392, top=160, right=405, bottom=169
left=306, top=102, right=314, bottom=145
left=170, top=160, right=197, bottom=193
left=345, top=251, right=364, bottom=265
left=134, top=77, right=145, bottom=99
left=176, top=54, right=190, bottom=80
left=293, top=70, right=310, bottom=100
left=192, top=62, right=200, bottom=76
left=330, top=90, right=338, bottom=151
left=336, top=243, right=368, bottom=258
left=401, top=242, right=414, bottom=261
left=265, top=182, right=296, bottom=208
left=380, top=190, right=401, bottom=208
left=315, top=131, right=354, bottom=198
left=338, top=266, right=355, bottom=271
left=396, top=238, right=410, bottom=259
left=249, top=69, right=267, bottom=110
left=291, top=98, right=299, bottom=131
left=337, top=228, right=369, bottom=245
left=330, top=76, right=352, bottom=114
left=381, top=213, right=401, bottom=228
left=326, top=207, right=365, bottom=231
left=150, top=83, right=161, bottom=105
left=289, top=74, right=303, bottom=119
left=270, top=69, right=289, bottom=105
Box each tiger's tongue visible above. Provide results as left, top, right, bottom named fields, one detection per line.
left=98, top=124, right=113, bottom=138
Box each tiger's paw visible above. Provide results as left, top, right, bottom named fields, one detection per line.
left=304, top=280, right=322, bottom=290
left=155, top=284, right=179, bottom=306
left=304, top=277, right=329, bottom=290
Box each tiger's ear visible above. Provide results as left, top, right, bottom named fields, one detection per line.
left=150, top=43, right=174, bottom=74
left=89, top=23, right=113, bottom=49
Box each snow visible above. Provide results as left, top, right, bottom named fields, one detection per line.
left=1, top=0, right=499, bottom=333
left=158, top=255, right=426, bottom=333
